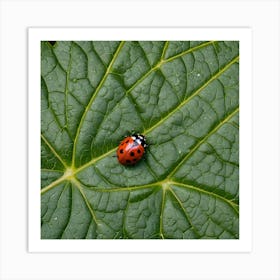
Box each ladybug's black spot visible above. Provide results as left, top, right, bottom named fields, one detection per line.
left=125, top=140, right=129, bottom=143
left=133, top=158, right=137, bottom=162
left=120, top=149, right=124, bottom=154
left=137, top=149, right=141, bottom=154
left=126, top=159, right=131, bottom=164
left=130, top=151, right=135, bottom=157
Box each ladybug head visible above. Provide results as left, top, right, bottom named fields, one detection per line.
left=132, top=133, right=147, bottom=148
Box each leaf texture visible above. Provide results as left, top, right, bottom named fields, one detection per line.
left=41, top=41, right=239, bottom=239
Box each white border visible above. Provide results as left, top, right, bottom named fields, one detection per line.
left=28, top=27, right=252, bottom=253
left=1, top=1, right=279, bottom=279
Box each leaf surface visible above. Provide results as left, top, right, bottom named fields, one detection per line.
left=41, top=41, right=239, bottom=239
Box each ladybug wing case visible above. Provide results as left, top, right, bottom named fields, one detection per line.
left=117, top=137, right=145, bottom=166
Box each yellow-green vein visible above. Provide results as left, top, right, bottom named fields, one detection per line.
left=167, top=107, right=239, bottom=179
left=71, top=41, right=125, bottom=168
left=72, top=178, right=99, bottom=225
left=159, top=187, right=167, bottom=239
left=168, top=187, right=201, bottom=238
left=73, top=55, right=239, bottom=175
left=143, top=55, right=239, bottom=136
left=126, top=41, right=214, bottom=96
left=41, top=134, right=68, bottom=168
left=170, top=181, right=239, bottom=214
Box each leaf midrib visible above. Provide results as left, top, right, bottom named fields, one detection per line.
left=71, top=41, right=125, bottom=168
left=41, top=41, right=239, bottom=239
left=41, top=55, right=239, bottom=195
left=73, top=55, right=239, bottom=173
left=41, top=41, right=234, bottom=173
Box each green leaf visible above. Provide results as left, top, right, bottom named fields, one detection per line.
left=41, top=41, right=239, bottom=239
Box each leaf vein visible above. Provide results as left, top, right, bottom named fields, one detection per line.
left=167, top=107, right=239, bottom=178
left=143, top=55, right=239, bottom=135
left=168, top=187, right=201, bottom=238
left=41, top=134, right=68, bottom=169
left=71, top=41, right=125, bottom=167
left=171, top=181, right=239, bottom=214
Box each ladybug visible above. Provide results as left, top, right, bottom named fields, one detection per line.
left=117, top=134, right=147, bottom=166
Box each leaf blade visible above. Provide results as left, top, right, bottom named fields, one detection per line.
left=41, top=40, right=239, bottom=239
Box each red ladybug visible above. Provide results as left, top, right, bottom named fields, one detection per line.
left=117, top=134, right=147, bottom=166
